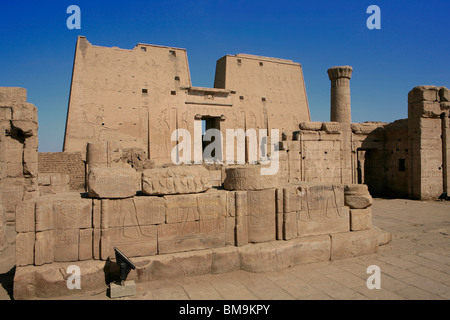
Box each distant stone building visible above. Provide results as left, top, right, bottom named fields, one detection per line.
left=61, top=36, right=449, bottom=200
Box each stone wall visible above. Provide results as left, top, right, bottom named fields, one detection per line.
left=13, top=165, right=385, bottom=299
left=408, top=86, right=450, bottom=200
left=0, top=88, right=39, bottom=224
left=38, top=152, right=85, bottom=191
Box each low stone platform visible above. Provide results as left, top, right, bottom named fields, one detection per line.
left=13, top=228, right=389, bottom=299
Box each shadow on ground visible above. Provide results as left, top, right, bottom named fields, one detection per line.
left=0, top=266, right=15, bottom=300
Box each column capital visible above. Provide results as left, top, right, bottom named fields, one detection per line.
left=327, top=66, right=353, bottom=80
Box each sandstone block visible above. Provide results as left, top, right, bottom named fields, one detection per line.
left=235, top=191, right=248, bottom=246
left=0, top=87, right=27, bottom=104
left=34, top=231, right=54, bottom=266
left=330, top=230, right=378, bottom=260
left=299, top=121, right=323, bottom=131
left=54, top=229, right=79, bottom=262
left=16, top=232, right=35, bottom=266
left=88, top=167, right=140, bottom=198
left=247, top=189, right=276, bottom=243
left=344, top=194, right=373, bottom=209
left=142, top=165, right=211, bottom=195
left=15, top=200, right=35, bottom=233
left=53, top=198, right=92, bottom=230
left=211, top=246, right=240, bottom=274
left=79, top=228, right=93, bottom=261
left=35, top=200, right=53, bottom=231
left=239, top=241, right=294, bottom=272
left=157, top=219, right=229, bottom=254
left=136, top=250, right=213, bottom=282
left=439, top=86, right=449, bottom=102
left=102, top=197, right=165, bottom=228
left=291, top=235, right=331, bottom=265
left=101, top=225, right=157, bottom=259
left=295, top=184, right=349, bottom=236
left=344, top=184, right=373, bottom=209
left=223, top=166, right=278, bottom=191
left=109, top=280, right=136, bottom=299
left=350, top=208, right=372, bottom=231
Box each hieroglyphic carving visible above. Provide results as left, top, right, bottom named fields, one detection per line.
left=297, top=184, right=349, bottom=237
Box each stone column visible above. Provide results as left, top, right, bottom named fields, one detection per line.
left=328, top=66, right=353, bottom=124
left=328, top=66, right=353, bottom=184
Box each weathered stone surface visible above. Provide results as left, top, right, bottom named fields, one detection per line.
left=157, top=219, right=231, bottom=254
left=345, top=194, right=373, bottom=209
left=79, top=228, right=93, bottom=261
left=296, top=183, right=349, bottom=237
left=211, top=246, right=240, bottom=274
left=291, top=235, right=331, bottom=265
left=142, top=165, right=211, bottom=195
left=350, top=208, right=372, bottom=231
left=15, top=200, right=35, bottom=233
left=34, top=230, right=54, bottom=266
left=223, top=166, right=278, bottom=191
left=13, top=260, right=107, bottom=300
left=109, top=280, right=136, bottom=299
left=102, top=197, right=165, bottom=228
left=101, top=225, right=157, bottom=259
left=344, top=184, right=373, bottom=209
left=88, top=167, right=140, bottom=198
left=16, top=232, right=35, bottom=266
left=330, top=230, right=378, bottom=260
left=53, top=229, right=79, bottom=262
left=299, top=121, right=323, bottom=131
left=38, top=173, right=70, bottom=196
left=246, top=189, right=276, bottom=243
left=0, top=203, right=5, bottom=252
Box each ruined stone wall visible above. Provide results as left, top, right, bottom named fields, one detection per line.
left=0, top=88, right=39, bottom=224
left=408, top=86, right=450, bottom=200
left=382, top=119, right=409, bottom=197
left=38, top=152, right=85, bottom=191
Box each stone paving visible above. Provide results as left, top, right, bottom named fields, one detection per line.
left=1, top=198, right=449, bottom=300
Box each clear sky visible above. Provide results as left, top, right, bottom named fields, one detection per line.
left=0, top=0, right=449, bottom=152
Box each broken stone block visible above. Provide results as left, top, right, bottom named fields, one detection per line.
left=142, top=165, right=211, bottom=195
left=344, top=184, right=373, bottom=209
left=350, top=208, right=372, bottom=231
left=88, top=167, right=140, bottom=198
left=0, top=87, right=27, bottom=104
left=299, top=121, right=323, bottom=131
left=109, top=280, right=136, bottom=299
left=223, top=166, right=278, bottom=191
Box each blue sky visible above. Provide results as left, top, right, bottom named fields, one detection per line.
left=0, top=0, right=449, bottom=152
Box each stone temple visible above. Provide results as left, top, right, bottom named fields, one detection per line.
left=0, top=36, right=448, bottom=299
